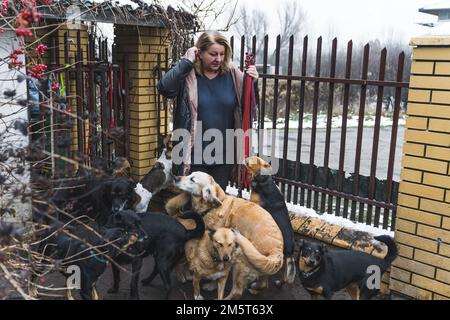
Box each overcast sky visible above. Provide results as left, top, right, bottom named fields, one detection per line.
left=228, top=0, right=442, bottom=44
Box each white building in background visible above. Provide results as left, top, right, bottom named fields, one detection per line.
left=0, top=30, right=30, bottom=221
left=417, top=1, right=450, bottom=35
left=419, top=1, right=450, bottom=23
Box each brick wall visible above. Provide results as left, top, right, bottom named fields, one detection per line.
left=390, top=37, right=450, bottom=300
left=115, top=26, right=170, bottom=181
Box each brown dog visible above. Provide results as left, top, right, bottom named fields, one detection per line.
left=185, top=228, right=240, bottom=300
left=167, top=171, right=284, bottom=299
left=244, top=156, right=297, bottom=286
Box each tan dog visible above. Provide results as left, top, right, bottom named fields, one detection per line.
left=166, top=172, right=284, bottom=299
left=185, top=228, right=240, bottom=300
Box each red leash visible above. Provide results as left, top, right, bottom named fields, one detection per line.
left=241, top=52, right=255, bottom=189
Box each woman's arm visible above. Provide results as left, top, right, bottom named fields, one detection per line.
left=157, top=58, right=194, bottom=98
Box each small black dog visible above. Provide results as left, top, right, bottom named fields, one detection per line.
left=106, top=209, right=205, bottom=300
left=250, top=172, right=296, bottom=284
left=297, top=235, right=398, bottom=300
left=31, top=224, right=134, bottom=300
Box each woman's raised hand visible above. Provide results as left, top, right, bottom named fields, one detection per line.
left=185, top=47, right=199, bottom=63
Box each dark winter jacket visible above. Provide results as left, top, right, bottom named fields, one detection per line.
left=157, top=58, right=245, bottom=176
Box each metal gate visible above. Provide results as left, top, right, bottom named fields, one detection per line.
left=29, top=30, right=129, bottom=177
left=229, top=34, right=409, bottom=231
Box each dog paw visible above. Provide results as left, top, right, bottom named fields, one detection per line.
left=194, top=295, right=205, bottom=300
left=231, top=227, right=242, bottom=238
left=248, top=288, right=260, bottom=295
left=202, top=281, right=218, bottom=292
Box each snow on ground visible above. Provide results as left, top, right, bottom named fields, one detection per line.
left=225, top=185, right=395, bottom=238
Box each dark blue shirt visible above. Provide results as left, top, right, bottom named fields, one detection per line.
left=193, top=71, right=237, bottom=165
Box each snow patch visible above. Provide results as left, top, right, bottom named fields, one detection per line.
left=225, top=185, right=394, bottom=238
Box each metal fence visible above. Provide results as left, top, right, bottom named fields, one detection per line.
left=30, top=30, right=129, bottom=177
left=228, top=35, right=409, bottom=231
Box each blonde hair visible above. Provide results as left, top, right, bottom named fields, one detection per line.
left=194, top=31, right=232, bottom=76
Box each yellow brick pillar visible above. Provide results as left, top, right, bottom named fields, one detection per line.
left=390, top=37, right=450, bottom=300
left=114, top=25, right=169, bottom=181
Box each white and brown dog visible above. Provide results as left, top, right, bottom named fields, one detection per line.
left=166, top=171, right=284, bottom=299
left=134, top=134, right=173, bottom=213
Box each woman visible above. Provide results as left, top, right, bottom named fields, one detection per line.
left=158, top=31, right=258, bottom=191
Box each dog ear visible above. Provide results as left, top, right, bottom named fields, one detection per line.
left=320, top=243, right=328, bottom=253
left=202, top=186, right=222, bottom=208
left=163, top=133, right=172, bottom=146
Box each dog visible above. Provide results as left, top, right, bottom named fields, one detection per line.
left=113, top=157, right=132, bottom=178
left=135, top=134, right=173, bottom=213
left=297, top=235, right=398, bottom=300
left=184, top=227, right=241, bottom=300
left=30, top=223, right=137, bottom=300
left=244, top=156, right=296, bottom=285
left=166, top=171, right=284, bottom=299
left=106, top=209, right=205, bottom=300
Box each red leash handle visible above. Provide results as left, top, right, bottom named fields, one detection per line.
left=241, top=52, right=255, bottom=189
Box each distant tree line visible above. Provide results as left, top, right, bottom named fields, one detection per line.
left=232, top=1, right=411, bottom=120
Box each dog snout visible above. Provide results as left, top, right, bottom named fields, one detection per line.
left=222, top=255, right=230, bottom=262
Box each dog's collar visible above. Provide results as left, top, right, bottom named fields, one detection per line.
left=301, top=265, right=321, bottom=279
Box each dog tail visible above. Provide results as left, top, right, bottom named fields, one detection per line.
left=235, top=231, right=283, bottom=275
left=179, top=210, right=205, bottom=240
left=374, top=235, right=398, bottom=266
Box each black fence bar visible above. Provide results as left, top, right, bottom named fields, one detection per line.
left=383, top=52, right=405, bottom=230
left=335, top=40, right=353, bottom=217
left=157, top=53, right=162, bottom=142
left=75, top=31, right=84, bottom=157
left=282, top=35, right=294, bottom=200
left=164, top=48, right=169, bottom=136
left=230, top=36, right=234, bottom=60
left=259, top=35, right=268, bottom=133
left=367, top=48, right=387, bottom=226
left=322, top=38, right=337, bottom=215
left=240, top=35, right=245, bottom=71
left=341, top=41, right=353, bottom=218
left=271, top=36, right=281, bottom=165
left=307, top=37, right=322, bottom=210
left=293, top=35, right=308, bottom=206
left=351, top=43, right=370, bottom=222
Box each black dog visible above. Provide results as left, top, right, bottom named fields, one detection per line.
left=297, top=235, right=398, bottom=300
left=32, top=224, right=134, bottom=300
left=250, top=172, right=296, bottom=284
left=106, top=209, right=205, bottom=300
